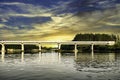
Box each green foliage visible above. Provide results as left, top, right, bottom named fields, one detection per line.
left=24, top=45, right=38, bottom=50
left=73, top=33, right=117, bottom=41
left=114, top=41, right=120, bottom=51
left=114, top=41, right=120, bottom=47
left=61, top=45, right=74, bottom=50
left=5, top=45, right=21, bottom=49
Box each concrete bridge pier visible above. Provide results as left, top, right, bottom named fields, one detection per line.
left=21, top=43, right=24, bottom=52
left=38, top=43, right=42, bottom=52
left=58, top=43, right=61, bottom=51
left=74, top=43, right=78, bottom=52
left=1, top=43, right=5, bottom=62
left=1, top=43, right=5, bottom=52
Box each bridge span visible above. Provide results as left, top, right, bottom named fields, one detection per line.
left=0, top=41, right=115, bottom=53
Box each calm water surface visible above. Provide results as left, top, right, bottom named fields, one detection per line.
left=0, top=52, right=120, bottom=80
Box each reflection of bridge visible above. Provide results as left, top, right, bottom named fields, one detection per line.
left=0, top=41, right=115, bottom=52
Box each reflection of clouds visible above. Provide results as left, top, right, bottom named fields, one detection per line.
left=76, top=53, right=115, bottom=63
left=75, top=53, right=116, bottom=72
left=1, top=51, right=5, bottom=63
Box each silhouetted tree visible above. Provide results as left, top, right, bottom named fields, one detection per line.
left=61, top=33, right=119, bottom=52
left=72, top=33, right=118, bottom=41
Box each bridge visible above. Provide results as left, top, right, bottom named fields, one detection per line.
left=0, top=41, right=115, bottom=53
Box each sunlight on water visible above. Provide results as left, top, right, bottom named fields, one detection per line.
left=0, top=52, right=120, bottom=80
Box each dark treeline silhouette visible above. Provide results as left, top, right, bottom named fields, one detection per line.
left=4, top=45, right=38, bottom=50
left=72, top=33, right=118, bottom=41
left=61, top=33, right=120, bottom=52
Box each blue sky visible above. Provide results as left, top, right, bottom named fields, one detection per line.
left=0, top=0, right=120, bottom=41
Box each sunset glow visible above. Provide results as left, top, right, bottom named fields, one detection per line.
left=0, top=0, right=120, bottom=41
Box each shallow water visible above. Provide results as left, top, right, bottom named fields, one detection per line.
left=0, top=52, right=120, bottom=80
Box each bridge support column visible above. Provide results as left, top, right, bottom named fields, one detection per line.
left=1, top=43, right=5, bottom=52
left=58, top=43, right=61, bottom=51
left=74, top=43, right=78, bottom=52
left=38, top=43, right=42, bottom=52
left=21, top=43, right=24, bottom=52
left=91, top=44, right=94, bottom=53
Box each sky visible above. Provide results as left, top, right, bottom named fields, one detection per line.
left=0, top=0, right=120, bottom=41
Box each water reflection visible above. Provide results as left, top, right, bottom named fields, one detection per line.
left=0, top=52, right=62, bottom=64
left=0, top=52, right=117, bottom=65
left=91, top=51, right=94, bottom=61
left=74, top=52, right=116, bottom=72
left=0, top=52, right=120, bottom=80
left=37, top=52, right=61, bottom=64
left=58, top=52, right=61, bottom=63
left=75, top=53, right=115, bottom=63
left=21, top=52, right=24, bottom=62
left=38, top=52, right=42, bottom=62
left=1, top=51, right=5, bottom=63
left=74, top=50, right=78, bottom=60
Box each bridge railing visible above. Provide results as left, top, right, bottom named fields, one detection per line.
left=0, top=41, right=115, bottom=45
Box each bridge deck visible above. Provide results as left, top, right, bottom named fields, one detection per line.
left=0, top=41, right=115, bottom=45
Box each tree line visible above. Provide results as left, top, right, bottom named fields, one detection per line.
left=61, top=33, right=120, bottom=52
left=72, top=33, right=119, bottom=41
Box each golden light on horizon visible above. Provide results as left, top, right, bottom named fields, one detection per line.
left=42, top=35, right=74, bottom=42
left=41, top=44, right=58, bottom=48
left=40, top=35, right=74, bottom=47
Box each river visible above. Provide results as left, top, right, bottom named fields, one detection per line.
left=0, top=52, right=120, bottom=80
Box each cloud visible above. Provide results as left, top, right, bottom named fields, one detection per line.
left=0, top=24, right=5, bottom=28
left=0, top=0, right=120, bottom=41
left=0, top=2, right=25, bottom=5
left=0, top=2, right=52, bottom=17
left=2, top=7, right=120, bottom=41
left=100, top=22, right=120, bottom=26
left=0, top=30, right=16, bottom=40
left=52, top=4, right=120, bottom=35
left=3, top=13, right=52, bottom=17
left=51, top=17, right=63, bottom=23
